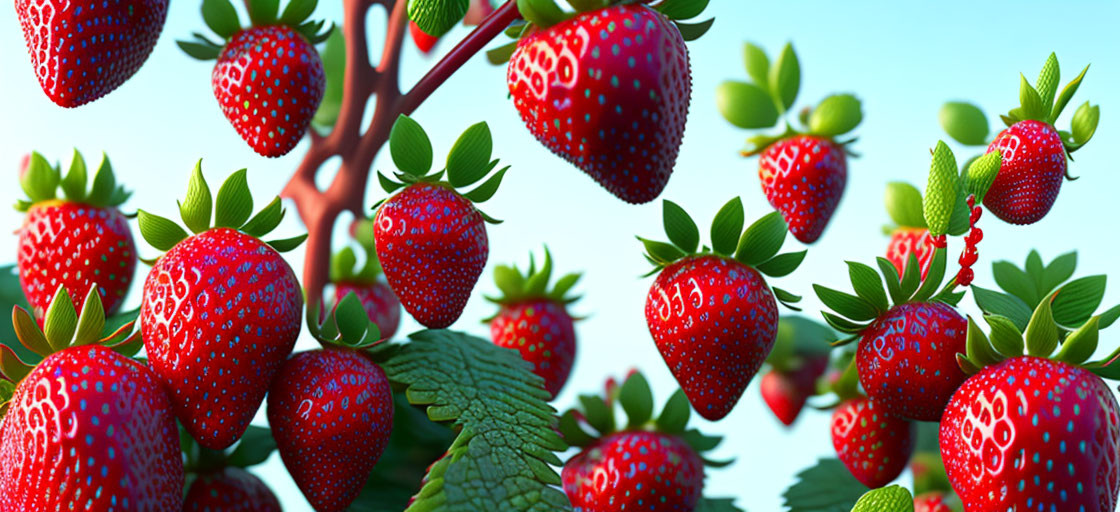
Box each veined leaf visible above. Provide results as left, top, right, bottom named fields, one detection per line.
left=782, top=458, right=867, bottom=512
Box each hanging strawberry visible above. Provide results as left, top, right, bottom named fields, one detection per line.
left=15, top=150, right=137, bottom=323
left=759, top=316, right=833, bottom=426
left=181, top=425, right=282, bottom=511
left=178, top=0, right=332, bottom=157
left=717, top=42, right=863, bottom=244
left=137, top=163, right=306, bottom=450
left=939, top=53, right=1099, bottom=225
left=488, top=0, right=713, bottom=204
left=882, top=182, right=935, bottom=279
left=640, top=197, right=806, bottom=420
left=373, top=115, right=510, bottom=329
left=329, top=242, right=402, bottom=340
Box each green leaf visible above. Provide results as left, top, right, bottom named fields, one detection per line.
left=1051, top=275, right=1106, bottom=328
left=966, top=316, right=1002, bottom=366
left=313, top=28, right=345, bottom=129
left=851, top=485, right=913, bottom=512
left=410, top=0, right=470, bottom=36
left=768, top=42, right=800, bottom=112
left=716, top=81, right=779, bottom=129
left=923, top=141, right=958, bottom=237
left=619, top=372, right=654, bottom=428
left=447, top=122, right=493, bottom=188
left=20, top=152, right=59, bottom=203
left=43, top=287, right=78, bottom=352
left=486, top=41, right=518, bottom=65
left=742, top=42, right=770, bottom=91
left=180, top=160, right=213, bottom=234
left=267, top=234, right=308, bottom=253
left=201, top=0, right=241, bottom=38
left=898, top=253, right=921, bottom=301
left=773, top=286, right=803, bottom=306
left=757, top=250, right=807, bottom=278
left=876, top=257, right=905, bottom=306
left=911, top=247, right=947, bottom=303
left=1051, top=64, right=1089, bottom=122
left=138, top=210, right=189, bottom=252
left=557, top=410, right=596, bottom=448
left=12, top=306, right=50, bottom=358
left=846, top=262, right=888, bottom=313
left=1025, top=297, right=1059, bottom=357
left=966, top=151, right=1001, bottom=205
left=381, top=330, right=569, bottom=511
left=673, top=18, right=713, bottom=41
left=1035, top=53, right=1060, bottom=116
left=939, top=101, right=989, bottom=146
left=577, top=394, right=614, bottom=435
left=1041, top=252, right=1077, bottom=297
left=782, top=458, right=868, bottom=512
left=389, top=115, right=434, bottom=177
left=972, top=285, right=1032, bottom=331
left=279, top=0, right=316, bottom=25
left=1071, top=102, right=1100, bottom=145
left=814, top=285, right=879, bottom=322
left=214, top=169, right=254, bottom=229
left=247, top=0, right=278, bottom=25
left=735, top=212, right=787, bottom=267
left=993, top=260, right=1039, bottom=307
left=227, top=425, right=277, bottom=468
left=655, top=389, right=690, bottom=434
left=809, top=94, right=862, bottom=136
left=241, top=197, right=285, bottom=238
left=985, top=314, right=1025, bottom=358
left=710, top=197, right=744, bottom=256
left=334, top=292, right=374, bottom=345
left=821, top=311, right=868, bottom=335
left=1019, top=74, right=1045, bottom=120
left=72, top=287, right=106, bottom=347
left=60, top=149, right=87, bottom=202
left=638, top=237, right=685, bottom=265
left=462, top=166, right=509, bottom=203
left=656, top=0, right=709, bottom=20
left=513, top=0, right=565, bottom=29
left=1055, top=316, right=1099, bottom=365
left=662, top=200, right=699, bottom=253
left=177, top=40, right=222, bottom=60
left=86, top=154, right=117, bottom=206
left=1100, top=304, right=1120, bottom=329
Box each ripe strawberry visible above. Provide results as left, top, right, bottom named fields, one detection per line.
left=138, top=166, right=305, bottom=449
left=760, top=316, right=833, bottom=426
left=831, top=397, right=916, bottom=488
left=185, top=467, right=281, bottom=512
left=506, top=3, right=691, bottom=204
left=886, top=227, right=935, bottom=279
left=178, top=0, right=331, bottom=157
left=16, top=151, right=137, bottom=323
left=15, top=0, right=168, bottom=106
left=759, top=135, right=847, bottom=243
left=641, top=198, right=805, bottom=420
left=374, top=116, right=509, bottom=328
left=0, top=286, right=182, bottom=510
left=486, top=248, right=582, bottom=398
left=330, top=245, right=401, bottom=339
left=410, top=21, right=440, bottom=54
left=913, top=492, right=953, bottom=512
left=760, top=355, right=827, bottom=426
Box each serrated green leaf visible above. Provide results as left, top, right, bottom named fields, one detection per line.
left=1055, top=316, right=1099, bottom=365
left=389, top=115, right=434, bottom=177
left=137, top=210, right=189, bottom=252
left=815, top=285, right=878, bottom=322
left=655, top=389, right=690, bottom=434
left=1051, top=64, right=1088, bottom=123
left=447, top=122, right=493, bottom=188
left=214, top=169, right=253, bottom=229
left=247, top=0, right=279, bottom=25
left=716, top=81, right=779, bottom=129
left=757, top=250, right=807, bottom=279
left=619, top=372, right=654, bottom=428
left=923, top=141, right=958, bottom=237
left=972, top=285, right=1032, bottom=331
left=227, top=425, right=277, bottom=468
left=410, top=0, right=470, bottom=36
left=1051, top=275, right=1106, bottom=328
left=1025, top=297, right=1059, bottom=357
left=202, top=0, right=241, bottom=38
left=673, top=18, right=713, bottom=42
left=279, top=0, right=316, bottom=25
left=846, top=262, right=888, bottom=313
left=985, top=314, right=1024, bottom=358
left=782, top=458, right=868, bottom=512
left=180, top=160, right=212, bottom=234
left=1019, top=74, right=1045, bottom=120
left=710, top=197, right=744, bottom=256
left=1035, top=53, right=1060, bottom=116
left=966, top=150, right=1001, bottom=205
left=241, top=196, right=285, bottom=238
left=993, top=260, right=1039, bottom=307
left=662, top=200, right=699, bottom=253
left=1071, top=102, right=1099, bottom=145
left=768, top=42, right=799, bottom=112
left=939, top=101, right=989, bottom=146
left=514, top=0, right=565, bottom=29
left=60, top=149, right=87, bottom=202
left=851, top=485, right=913, bottom=512
left=809, top=94, right=862, bottom=136
left=735, top=212, right=786, bottom=266
left=743, top=42, right=769, bottom=91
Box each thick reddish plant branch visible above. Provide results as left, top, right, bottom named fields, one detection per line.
left=281, top=0, right=520, bottom=308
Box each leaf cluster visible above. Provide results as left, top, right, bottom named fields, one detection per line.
left=178, top=0, right=332, bottom=60
left=17, top=150, right=130, bottom=211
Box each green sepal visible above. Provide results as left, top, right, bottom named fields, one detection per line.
left=965, top=316, right=1003, bottom=367
left=42, top=287, right=78, bottom=352
left=814, top=285, right=878, bottom=322
left=71, top=286, right=106, bottom=347
left=12, top=307, right=51, bottom=358
left=557, top=410, right=596, bottom=448
left=673, top=18, right=713, bottom=42
left=577, top=394, right=614, bottom=435
left=389, top=114, right=434, bottom=177
left=1055, top=316, right=1099, bottom=365
left=179, top=160, right=213, bottom=234
left=138, top=210, right=189, bottom=252
left=247, top=0, right=279, bottom=25
left=716, top=81, right=779, bottom=129
left=462, top=166, right=508, bottom=204
left=227, top=425, right=277, bottom=468
left=1051, top=63, right=1089, bottom=124
left=20, top=152, right=59, bottom=204
left=201, top=0, right=241, bottom=38
left=1018, top=74, right=1045, bottom=121
left=846, top=261, right=888, bottom=313
left=876, top=257, right=905, bottom=306
left=742, top=42, right=769, bottom=92
left=177, top=39, right=223, bottom=60
left=957, top=352, right=982, bottom=375
left=514, top=0, right=567, bottom=29
left=485, top=41, right=518, bottom=65
left=656, top=0, right=709, bottom=20
left=851, top=485, right=913, bottom=512
left=487, top=247, right=581, bottom=305
left=923, top=141, right=959, bottom=237
left=768, top=42, right=800, bottom=113
left=972, top=285, right=1032, bottom=332
left=60, top=149, right=88, bottom=202
left=663, top=200, right=700, bottom=254
left=808, top=94, right=862, bottom=136
left=279, top=0, right=316, bottom=26
left=992, top=258, right=1041, bottom=308
left=939, top=101, right=989, bottom=146
left=773, top=286, right=803, bottom=311
left=240, top=197, right=286, bottom=238
left=1024, top=296, right=1058, bottom=357
left=330, top=247, right=359, bottom=283
left=0, top=345, right=33, bottom=383
left=735, top=211, right=786, bottom=267
left=655, top=389, right=690, bottom=434
left=1071, top=101, right=1100, bottom=146
left=307, top=291, right=381, bottom=349
left=679, top=428, right=722, bottom=453
left=710, top=197, right=744, bottom=256
left=87, top=155, right=128, bottom=207
left=639, top=236, right=686, bottom=266
left=911, top=248, right=947, bottom=304
left=446, top=122, right=493, bottom=188
left=214, top=169, right=253, bottom=229
left=1051, top=275, right=1106, bottom=328
left=619, top=372, right=654, bottom=429
left=267, top=234, right=308, bottom=253
left=1035, top=53, right=1060, bottom=116
left=821, top=312, right=867, bottom=335
left=378, top=171, right=406, bottom=194
left=984, top=314, right=1025, bottom=358
left=756, top=250, right=806, bottom=278
left=898, top=253, right=921, bottom=303
left=966, top=150, right=1001, bottom=205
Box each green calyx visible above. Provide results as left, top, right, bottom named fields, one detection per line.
left=0, top=284, right=143, bottom=415
left=638, top=197, right=806, bottom=311
left=306, top=291, right=385, bottom=351
left=485, top=247, right=582, bottom=308
left=921, top=141, right=1000, bottom=237
left=16, top=150, right=130, bottom=212
left=177, top=0, right=333, bottom=61
left=137, top=160, right=306, bottom=255
left=558, top=371, right=728, bottom=466
left=377, top=115, right=508, bottom=224
left=965, top=250, right=1120, bottom=378
left=330, top=244, right=382, bottom=285
left=717, top=42, right=862, bottom=156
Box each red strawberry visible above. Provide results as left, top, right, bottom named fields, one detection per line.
left=983, top=120, right=1066, bottom=224
left=185, top=467, right=281, bottom=512
left=760, top=355, right=827, bottom=426
left=268, top=348, right=393, bottom=511
left=913, top=492, right=953, bottom=512
left=178, top=0, right=331, bottom=157
left=374, top=116, right=509, bottom=329
left=410, top=21, right=440, bottom=54
left=16, top=151, right=137, bottom=322
left=857, top=302, right=968, bottom=422
left=831, top=397, right=916, bottom=488
left=760, top=316, right=833, bottom=426
left=886, top=227, right=935, bottom=279
left=759, top=135, right=847, bottom=244
left=563, top=431, right=703, bottom=510
left=330, top=245, right=402, bottom=339
left=506, top=3, right=691, bottom=204
left=464, top=0, right=495, bottom=26
left=139, top=167, right=304, bottom=449
left=642, top=199, right=803, bottom=420
left=15, top=0, right=168, bottom=106
left=940, top=356, right=1120, bottom=512
left=487, top=248, right=581, bottom=398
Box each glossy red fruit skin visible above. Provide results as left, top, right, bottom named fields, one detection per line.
left=374, top=183, right=487, bottom=329
left=940, top=356, right=1120, bottom=512
left=507, top=4, right=690, bottom=204
left=761, top=355, right=828, bottom=426
left=213, top=25, right=326, bottom=157
left=335, top=280, right=402, bottom=340
left=645, top=255, right=778, bottom=421
left=858, top=302, right=968, bottom=422
left=759, top=135, right=847, bottom=244
left=886, top=227, right=935, bottom=279
left=17, top=201, right=137, bottom=322
left=0, top=345, right=183, bottom=510
left=562, top=431, right=703, bottom=511
left=15, top=0, right=168, bottom=107
left=490, top=299, right=576, bottom=399
left=409, top=21, right=439, bottom=54
left=913, top=492, right=952, bottom=512
left=268, top=349, right=394, bottom=512
left=984, top=120, right=1067, bottom=225
left=185, top=466, right=281, bottom=512
left=141, top=227, right=302, bottom=450
left=831, top=397, right=916, bottom=489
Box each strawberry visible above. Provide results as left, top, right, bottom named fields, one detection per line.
left=138, top=164, right=305, bottom=449
left=557, top=372, right=727, bottom=510
left=830, top=397, right=916, bottom=489
left=330, top=244, right=401, bottom=340
left=0, top=286, right=182, bottom=510
left=939, top=54, right=1099, bottom=225
left=463, top=0, right=495, bottom=25
left=718, top=43, right=862, bottom=244
left=15, top=0, right=168, bottom=107
left=268, top=300, right=393, bottom=512
left=410, top=21, right=440, bottom=54
left=185, top=467, right=281, bottom=512
left=760, top=357, right=827, bottom=427
left=16, top=151, right=136, bottom=323
left=759, top=316, right=833, bottom=426
left=373, top=116, right=509, bottom=328
left=486, top=248, right=582, bottom=398
left=641, top=198, right=805, bottom=420
left=913, top=492, right=953, bottom=512
left=178, top=0, right=331, bottom=157
left=504, top=2, right=697, bottom=204
left=886, top=227, right=934, bottom=279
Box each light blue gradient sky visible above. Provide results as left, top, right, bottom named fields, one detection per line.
left=2, top=1, right=1119, bottom=510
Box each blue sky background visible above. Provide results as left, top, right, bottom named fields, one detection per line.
left=2, top=1, right=1119, bottom=510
